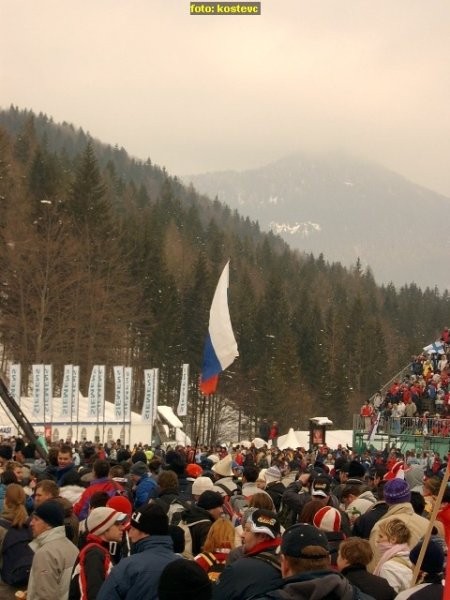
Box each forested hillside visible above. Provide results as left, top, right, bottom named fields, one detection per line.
left=0, top=107, right=448, bottom=438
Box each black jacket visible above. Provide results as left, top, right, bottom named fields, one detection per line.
left=249, top=569, right=372, bottom=600
left=266, top=482, right=285, bottom=512
left=341, top=564, right=396, bottom=600
left=213, top=541, right=281, bottom=600
left=352, top=502, right=389, bottom=539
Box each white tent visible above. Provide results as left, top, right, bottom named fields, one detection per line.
left=0, top=394, right=185, bottom=447
left=274, top=429, right=354, bottom=450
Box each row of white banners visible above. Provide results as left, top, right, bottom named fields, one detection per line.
left=8, top=363, right=190, bottom=423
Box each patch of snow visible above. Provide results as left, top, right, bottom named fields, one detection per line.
left=270, top=221, right=321, bottom=237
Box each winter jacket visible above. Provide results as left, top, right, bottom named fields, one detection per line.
left=68, top=534, right=112, bottom=600
left=352, top=501, right=389, bottom=539
left=368, top=503, right=430, bottom=571
left=96, top=534, right=177, bottom=600
left=73, top=477, right=125, bottom=519
left=133, top=474, right=158, bottom=508
left=395, top=576, right=443, bottom=600
left=181, top=503, right=214, bottom=555
left=27, top=525, right=79, bottom=600
left=249, top=569, right=370, bottom=600
left=341, top=564, right=396, bottom=600
left=265, top=482, right=285, bottom=511
left=213, top=539, right=281, bottom=600
left=47, top=464, right=81, bottom=487
left=376, top=552, right=413, bottom=594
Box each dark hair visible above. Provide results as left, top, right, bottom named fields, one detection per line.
left=410, top=491, right=426, bottom=516
left=298, top=499, right=326, bottom=524
left=132, top=451, right=147, bottom=464
left=93, top=459, right=110, bottom=479
left=149, top=458, right=162, bottom=474
left=158, top=470, right=179, bottom=491
left=243, top=466, right=259, bottom=483
left=89, top=491, right=110, bottom=509
left=59, top=444, right=72, bottom=456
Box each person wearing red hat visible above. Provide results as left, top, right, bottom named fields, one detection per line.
left=106, top=496, right=133, bottom=564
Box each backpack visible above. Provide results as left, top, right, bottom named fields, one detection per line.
left=0, top=518, right=34, bottom=587
left=198, top=551, right=227, bottom=582
left=178, top=518, right=210, bottom=558
left=276, top=501, right=296, bottom=529
left=167, top=498, right=191, bottom=526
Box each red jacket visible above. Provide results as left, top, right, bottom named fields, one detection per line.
left=73, top=478, right=125, bottom=519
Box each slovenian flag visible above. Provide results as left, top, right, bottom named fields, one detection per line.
left=200, top=261, right=239, bottom=395
left=423, top=340, right=445, bottom=355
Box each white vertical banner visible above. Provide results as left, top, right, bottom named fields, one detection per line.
left=71, top=366, right=80, bottom=419
left=61, top=365, right=73, bottom=418
left=114, top=366, right=124, bottom=421
left=88, top=365, right=99, bottom=418
left=177, top=363, right=189, bottom=417
left=97, top=365, right=106, bottom=419
left=10, top=364, right=21, bottom=405
left=124, top=367, right=133, bottom=421
left=32, top=364, right=45, bottom=418
left=142, top=369, right=155, bottom=423
left=43, top=364, right=53, bottom=418
left=153, top=368, right=159, bottom=422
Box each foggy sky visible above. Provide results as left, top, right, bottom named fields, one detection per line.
left=2, top=0, right=450, bottom=196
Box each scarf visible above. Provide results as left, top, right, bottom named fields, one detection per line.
left=374, top=542, right=410, bottom=575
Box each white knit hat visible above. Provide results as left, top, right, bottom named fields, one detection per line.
left=87, top=507, right=127, bottom=536
left=264, top=466, right=282, bottom=483
left=192, top=476, right=214, bottom=496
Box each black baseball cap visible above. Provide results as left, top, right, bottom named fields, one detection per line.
left=281, top=523, right=330, bottom=558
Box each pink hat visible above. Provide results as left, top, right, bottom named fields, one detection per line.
left=313, top=506, right=342, bottom=532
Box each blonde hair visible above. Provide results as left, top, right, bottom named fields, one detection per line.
left=379, top=518, right=411, bottom=545
left=202, top=518, right=236, bottom=552
left=3, top=483, right=28, bottom=527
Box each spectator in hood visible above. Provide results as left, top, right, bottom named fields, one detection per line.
left=213, top=509, right=282, bottom=600
left=97, top=504, right=177, bottom=600
left=130, top=462, right=158, bottom=509
left=250, top=523, right=364, bottom=600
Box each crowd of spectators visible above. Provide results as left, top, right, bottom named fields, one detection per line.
left=0, top=431, right=447, bottom=599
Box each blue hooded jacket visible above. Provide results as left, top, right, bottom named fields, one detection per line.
left=97, top=534, right=177, bottom=600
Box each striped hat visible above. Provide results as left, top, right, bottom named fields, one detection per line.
left=87, top=507, right=127, bottom=537
left=313, top=506, right=342, bottom=532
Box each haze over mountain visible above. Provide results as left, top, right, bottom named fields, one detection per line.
left=186, top=154, right=450, bottom=291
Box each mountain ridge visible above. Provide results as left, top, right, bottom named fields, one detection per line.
left=186, top=152, right=450, bottom=290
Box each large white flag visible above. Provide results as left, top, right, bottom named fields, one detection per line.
left=177, top=364, right=189, bottom=416
left=114, top=366, right=125, bottom=420
left=200, top=261, right=239, bottom=395
left=153, top=368, right=159, bottom=422
left=10, top=364, right=21, bottom=405
left=142, top=369, right=155, bottom=423
left=124, top=367, right=132, bottom=421
left=61, top=365, right=73, bottom=418
left=71, top=366, right=80, bottom=418
left=32, top=364, right=45, bottom=418
left=43, top=364, right=53, bottom=418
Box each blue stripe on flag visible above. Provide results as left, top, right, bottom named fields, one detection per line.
left=201, top=333, right=222, bottom=381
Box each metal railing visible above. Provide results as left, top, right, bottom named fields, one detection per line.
left=353, top=414, right=450, bottom=438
